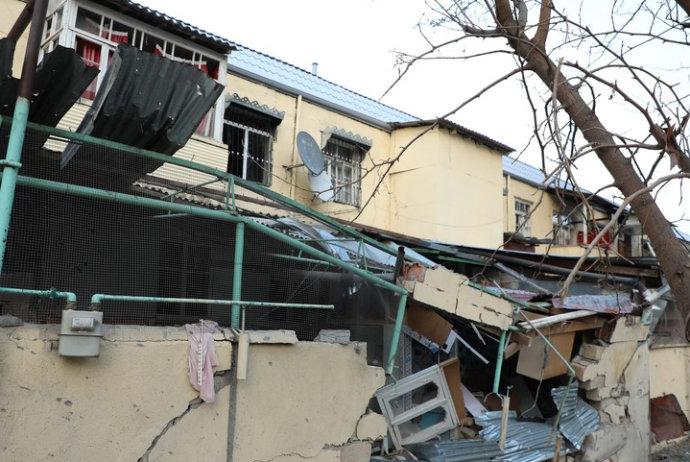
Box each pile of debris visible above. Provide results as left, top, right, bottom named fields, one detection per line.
left=367, top=264, right=668, bottom=462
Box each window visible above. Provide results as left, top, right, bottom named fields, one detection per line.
left=515, top=200, right=532, bottom=237
left=323, top=137, right=363, bottom=206
left=223, top=104, right=275, bottom=185
left=552, top=212, right=572, bottom=245
left=41, top=4, right=224, bottom=139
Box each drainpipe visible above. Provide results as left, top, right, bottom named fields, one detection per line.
left=7, top=0, right=36, bottom=43
left=0, top=0, right=48, bottom=281
left=231, top=222, right=245, bottom=328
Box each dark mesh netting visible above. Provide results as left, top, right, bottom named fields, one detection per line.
left=0, top=119, right=399, bottom=363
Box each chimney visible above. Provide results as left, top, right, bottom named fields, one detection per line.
left=312, top=62, right=318, bottom=75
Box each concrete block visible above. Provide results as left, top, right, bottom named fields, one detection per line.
left=586, top=385, right=625, bottom=401
left=340, top=441, right=372, bottom=462
left=571, top=341, right=639, bottom=387
left=608, top=316, right=650, bottom=343
left=580, top=374, right=606, bottom=390
left=356, top=413, right=387, bottom=441
left=580, top=343, right=606, bottom=361
left=581, top=422, right=633, bottom=462
left=591, top=399, right=627, bottom=425
left=404, top=266, right=513, bottom=330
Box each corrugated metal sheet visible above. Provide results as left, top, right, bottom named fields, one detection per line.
left=551, top=385, right=599, bottom=450
left=90, top=0, right=235, bottom=54
left=552, top=294, right=633, bottom=314
left=60, top=43, right=223, bottom=188
left=408, top=386, right=599, bottom=462
left=0, top=43, right=97, bottom=130
left=409, top=411, right=575, bottom=462
left=227, top=42, right=419, bottom=127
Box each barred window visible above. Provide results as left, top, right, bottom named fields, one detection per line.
left=223, top=105, right=275, bottom=186
left=323, top=137, right=362, bottom=206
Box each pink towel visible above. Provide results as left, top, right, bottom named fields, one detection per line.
left=185, top=320, right=220, bottom=403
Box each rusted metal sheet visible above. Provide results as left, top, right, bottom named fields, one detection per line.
left=552, top=294, right=633, bottom=314
left=651, top=394, right=690, bottom=442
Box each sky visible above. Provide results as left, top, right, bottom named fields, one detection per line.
left=135, top=0, right=690, bottom=235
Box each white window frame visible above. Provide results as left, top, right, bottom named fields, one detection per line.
left=323, top=137, right=362, bottom=207
left=515, top=199, right=532, bottom=237
left=41, top=0, right=226, bottom=142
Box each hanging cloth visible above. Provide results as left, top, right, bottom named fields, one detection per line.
left=185, top=320, right=220, bottom=403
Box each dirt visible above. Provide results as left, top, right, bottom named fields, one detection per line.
left=651, top=437, right=690, bottom=462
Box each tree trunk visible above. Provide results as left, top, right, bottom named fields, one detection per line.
left=494, top=3, right=690, bottom=328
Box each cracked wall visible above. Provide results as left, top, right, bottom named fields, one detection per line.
left=231, top=342, right=385, bottom=462
left=0, top=325, right=385, bottom=462
left=0, top=325, right=232, bottom=462
left=571, top=317, right=651, bottom=462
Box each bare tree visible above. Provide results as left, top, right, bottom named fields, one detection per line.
left=395, top=0, right=690, bottom=329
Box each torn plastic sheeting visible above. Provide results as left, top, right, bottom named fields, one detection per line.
left=551, top=385, right=599, bottom=450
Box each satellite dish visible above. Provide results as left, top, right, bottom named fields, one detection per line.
left=296, top=131, right=326, bottom=175
left=308, top=169, right=335, bottom=202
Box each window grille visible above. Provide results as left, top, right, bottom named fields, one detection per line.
left=223, top=105, right=275, bottom=186
left=323, top=137, right=362, bottom=206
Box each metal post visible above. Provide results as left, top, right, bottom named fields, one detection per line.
left=0, top=0, right=48, bottom=280
left=386, top=293, right=408, bottom=376
left=493, top=329, right=507, bottom=394
left=231, top=222, right=245, bottom=328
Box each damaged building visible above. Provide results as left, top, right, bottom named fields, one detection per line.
left=0, top=1, right=689, bottom=462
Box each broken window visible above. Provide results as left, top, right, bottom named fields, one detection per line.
left=223, top=104, right=276, bottom=186
left=552, top=212, right=573, bottom=245
left=41, top=3, right=224, bottom=139
left=514, top=199, right=532, bottom=237
left=323, top=137, right=363, bottom=206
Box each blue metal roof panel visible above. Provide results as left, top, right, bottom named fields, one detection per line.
left=227, top=42, right=420, bottom=125
left=97, top=1, right=235, bottom=54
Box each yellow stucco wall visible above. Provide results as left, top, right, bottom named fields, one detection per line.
left=0, top=0, right=30, bottom=78
left=0, top=325, right=384, bottom=462
left=8, top=0, right=512, bottom=248
left=388, top=126, right=505, bottom=247
left=504, top=175, right=615, bottom=256
left=649, top=345, right=690, bottom=415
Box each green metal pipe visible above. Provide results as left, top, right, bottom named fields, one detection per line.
left=13, top=175, right=409, bottom=298
left=0, top=287, right=77, bottom=306
left=493, top=329, right=507, bottom=394
left=0, top=100, right=29, bottom=279
left=231, top=222, right=245, bottom=328
left=89, top=294, right=333, bottom=310
left=18, top=119, right=426, bottom=263
left=386, top=293, right=408, bottom=376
